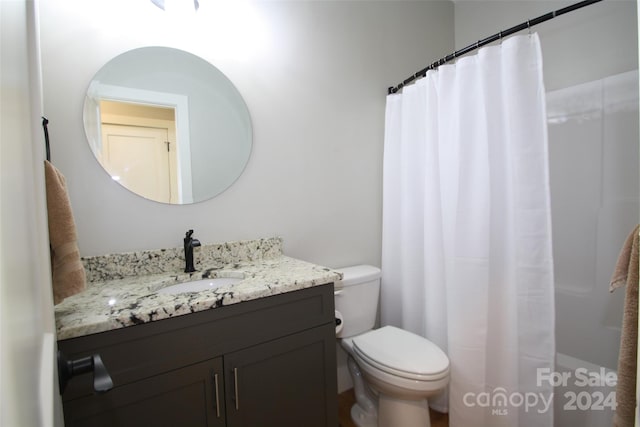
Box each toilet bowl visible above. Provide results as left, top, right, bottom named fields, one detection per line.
left=335, top=265, right=449, bottom=427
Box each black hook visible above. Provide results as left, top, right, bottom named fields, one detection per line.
left=42, top=116, right=50, bottom=162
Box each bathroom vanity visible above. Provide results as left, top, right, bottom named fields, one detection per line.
left=55, top=237, right=340, bottom=427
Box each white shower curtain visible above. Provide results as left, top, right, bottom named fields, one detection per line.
left=381, top=34, right=555, bottom=427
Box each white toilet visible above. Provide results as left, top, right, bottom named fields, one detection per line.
left=335, top=265, right=449, bottom=427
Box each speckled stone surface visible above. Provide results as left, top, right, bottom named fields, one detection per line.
left=82, top=236, right=284, bottom=283
left=56, top=237, right=341, bottom=341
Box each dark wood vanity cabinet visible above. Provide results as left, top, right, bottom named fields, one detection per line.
left=58, top=284, right=338, bottom=427
left=63, top=357, right=226, bottom=427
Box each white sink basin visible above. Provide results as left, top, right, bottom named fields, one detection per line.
left=157, top=277, right=242, bottom=295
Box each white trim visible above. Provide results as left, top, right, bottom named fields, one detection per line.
left=86, top=81, right=193, bottom=204
left=39, top=333, right=54, bottom=427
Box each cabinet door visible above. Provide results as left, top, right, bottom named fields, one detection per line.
left=224, top=325, right=337, bottom=427
left=63, top=358, right=226, bottom=427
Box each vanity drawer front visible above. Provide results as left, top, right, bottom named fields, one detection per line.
left=59, top=283, right=334, bottom=401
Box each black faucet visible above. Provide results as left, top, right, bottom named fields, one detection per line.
left=184, top=229, right=201, bottom=273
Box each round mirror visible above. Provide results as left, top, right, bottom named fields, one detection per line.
left=83, top=47, right=252, bottom=204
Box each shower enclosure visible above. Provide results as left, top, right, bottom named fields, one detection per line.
left=547, top=70, right=639, bottom=426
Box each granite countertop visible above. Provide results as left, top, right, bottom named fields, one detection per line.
left=54, top=238, right=342, bottom=340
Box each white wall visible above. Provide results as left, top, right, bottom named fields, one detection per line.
left=0, top=1, right=63, bottom=426
left=39, top=0, right=454, bottom=270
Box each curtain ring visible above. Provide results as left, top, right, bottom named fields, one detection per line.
left=527, top=20, right=531, bottom=35
left=499, top=31, right=503, bottom=43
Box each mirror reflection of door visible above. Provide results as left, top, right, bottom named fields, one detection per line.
left=101, top=124, right=177, bottom=203
left=99, top=101, right=179, bottom=203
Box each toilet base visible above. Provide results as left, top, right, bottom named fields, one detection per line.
left=350, top=403, right=377, bottom=427
left=347, top=355, right=377, bottom=427
left=378, top=394, right=431, bottom=427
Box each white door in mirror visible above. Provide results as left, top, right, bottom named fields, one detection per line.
left=101, top=124, right=176, bottom=203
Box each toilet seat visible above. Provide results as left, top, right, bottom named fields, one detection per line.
left=352, top=326, right=449, bottom=382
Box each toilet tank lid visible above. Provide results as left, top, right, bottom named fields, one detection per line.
left=335, top=265, right=381, bottom=287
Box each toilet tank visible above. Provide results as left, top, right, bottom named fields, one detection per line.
left=334, top=265, right=381, bottom=338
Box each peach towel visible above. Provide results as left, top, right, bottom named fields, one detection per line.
left=610, top=224, right=639, bottom=427
left=44, top=160, right=86, bottom=304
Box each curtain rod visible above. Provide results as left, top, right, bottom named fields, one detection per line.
left=387, top=0, right=603, bottom=95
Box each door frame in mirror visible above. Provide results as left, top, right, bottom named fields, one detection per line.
left=85, top=81, right=193, bottom=204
